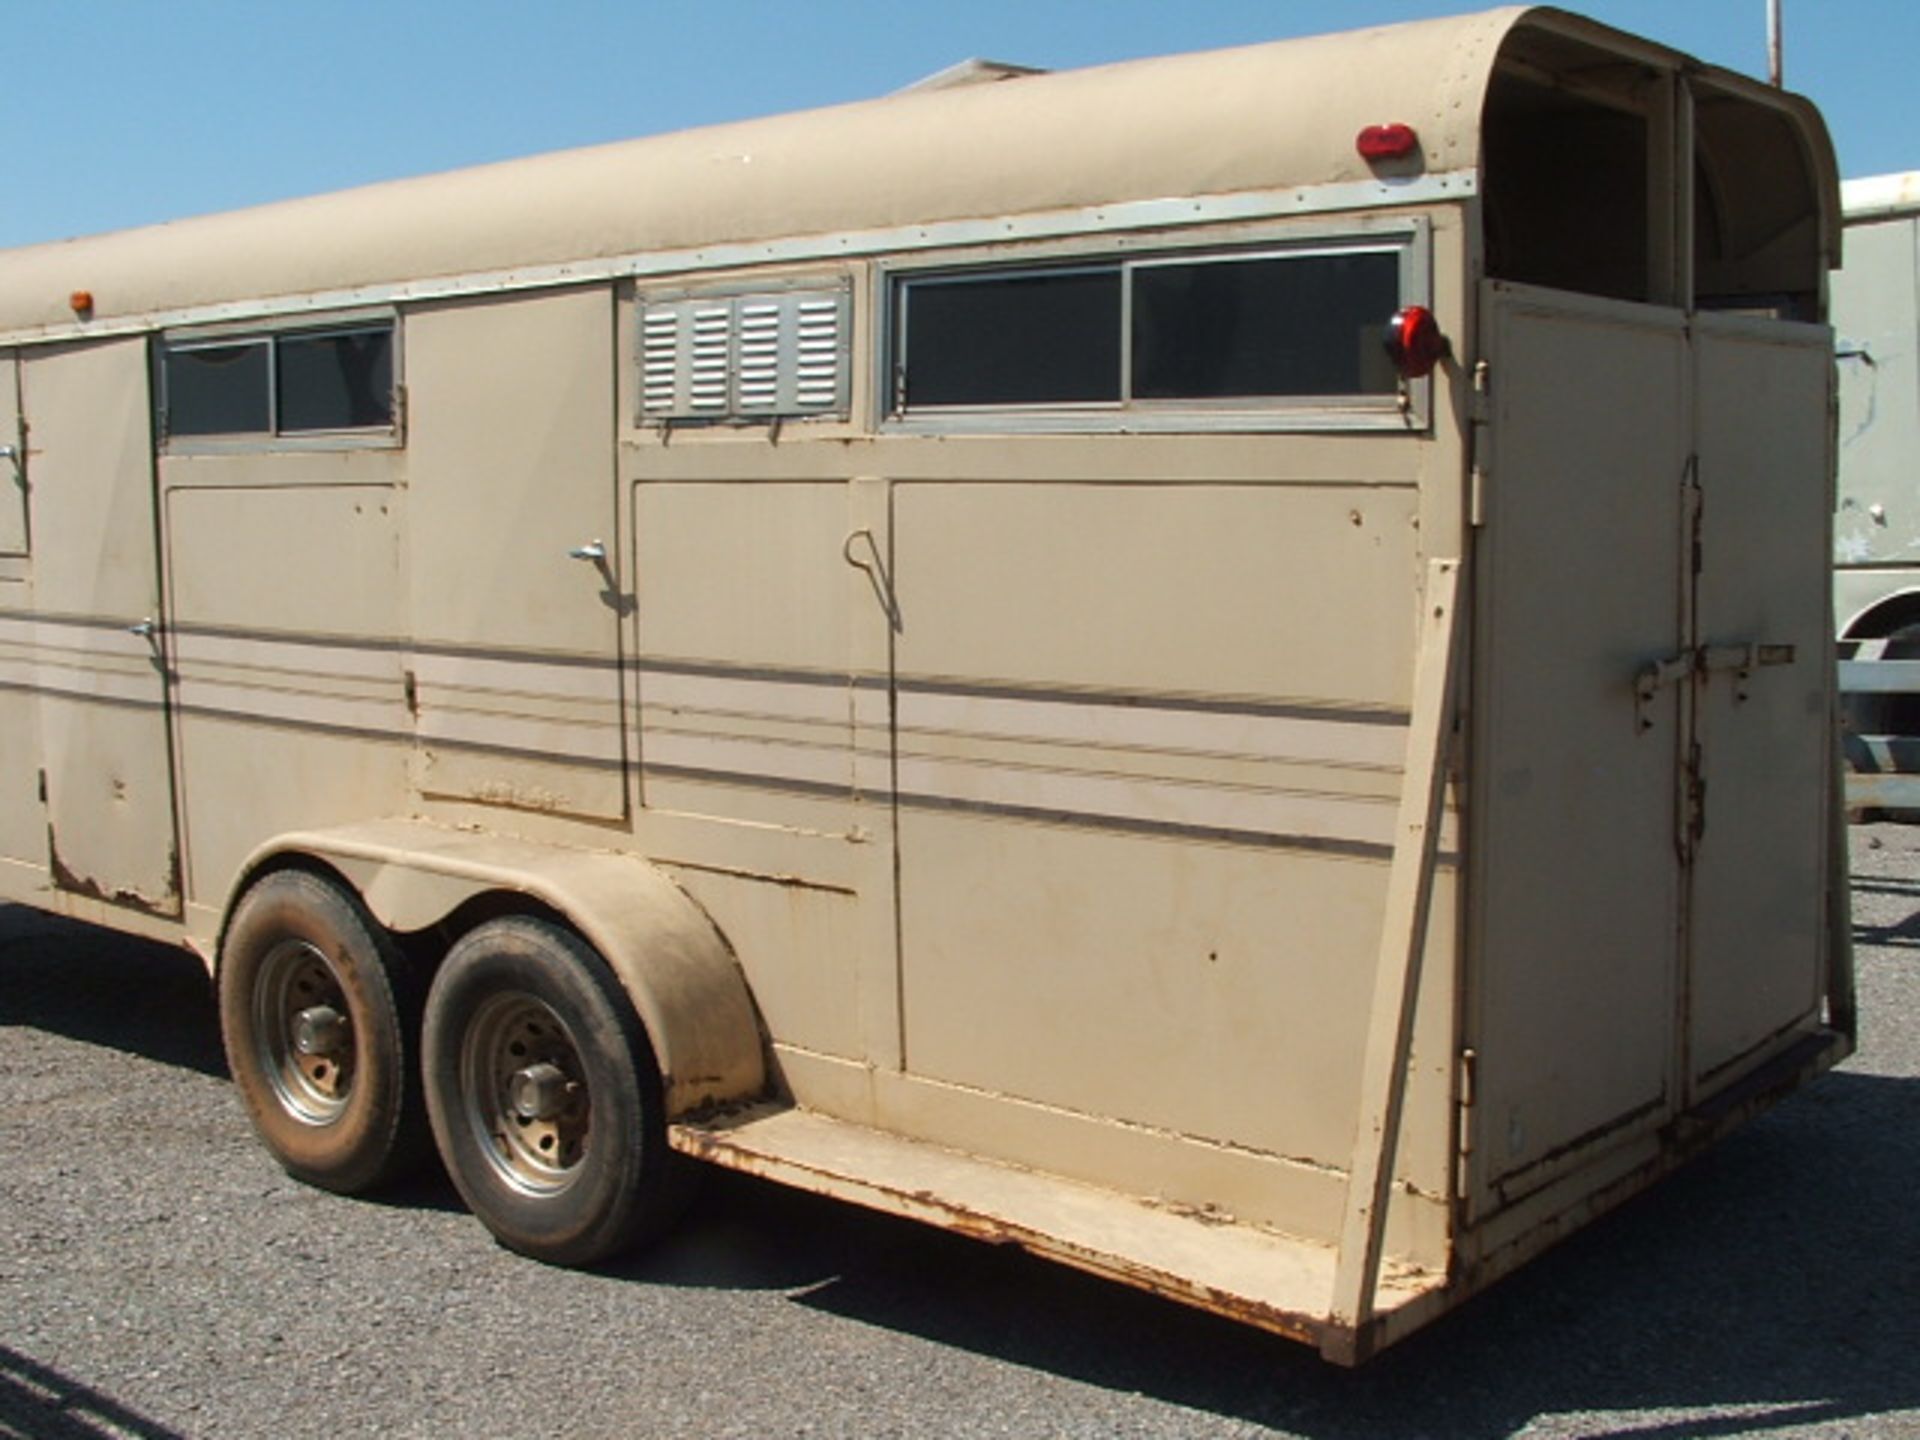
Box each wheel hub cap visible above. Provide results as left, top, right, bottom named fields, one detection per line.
left=509, top=1062, right=572, bottom=1122
left=293, top=1004, right=349, bottom=1058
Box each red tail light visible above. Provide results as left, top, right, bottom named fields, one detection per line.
left=1384, top=306, right=1446, bottom=380
left=1356, top=124, right=1419, bottom=162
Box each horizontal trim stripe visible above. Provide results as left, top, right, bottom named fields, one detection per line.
left=172, top=630, right=401, bottom=683
left=0, top=678, right=166, bottom=715
left=0, top=173, right=1472, bottom=349
left=180, top=705, right=622, bottom=771
left=896, top=749, right=1402, bottom=852
left=413, top=651, right=622, bottom=703
left=645, top=729, right=852, bottom=796
left=416, top=707, right=623, bottom=767
left=904, top=789, right=1396, bottom=861
left=639, top=652, right=1409, bottom=727
left=639, top=654, right=883, bottom=691
left=176, top=677, right=408, bottom=735
left=4, top=608, right=1427, bottom=856
left=0, top=610, right=145, bottom=637
left=643, top=759, right=1398, bottom=862
left=178, top=703, right=407, bottom=749
left=898, top=675, right=1408, bottom=729
left=1, top=614, right=1413, bottom=728
left=26, top=661, right=163, bottom=706
left=898, top=689, right=1404, bottom=770
left=0, top=678, right=618, bottom=772
left=642, top=668, right=852, bottom=727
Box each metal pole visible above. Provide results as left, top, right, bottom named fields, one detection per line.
left=1768, top=0, right=1783, bottom=86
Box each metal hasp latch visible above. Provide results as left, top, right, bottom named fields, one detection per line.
left=1634, top=641, right=1796, bottom=730
left=1701, top=641, right=1797, bottom=702
left=1634, top=653, right=1692, bottom=732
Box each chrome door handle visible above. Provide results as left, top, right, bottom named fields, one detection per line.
left=568, top=540, right=607, bottom=563
left=128, top=618, right=157, bottom=642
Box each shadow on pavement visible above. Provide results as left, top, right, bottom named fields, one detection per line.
left=639, top=1069, right=1916, bottom=1437
left=1852, top=893, right=1920, bottom=950
left=0, top=907, right=226, bottom=1079
left=5, top=894, right=1914, bottom=1437
left=0, top=1345, right=188, bottom=1440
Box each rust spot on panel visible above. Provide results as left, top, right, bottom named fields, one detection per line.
left=467, top=780, right=571, bottom=813
left=1146, top=1198, right=1239, bottom=1227
left=46, top=826, right=179, bottom=918
left=661, top=858, right=857, bottom=897
left=674, top=1121, right=1332, bottom=1348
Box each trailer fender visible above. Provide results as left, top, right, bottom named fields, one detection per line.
left=226, top=819, right=767, bottom=1116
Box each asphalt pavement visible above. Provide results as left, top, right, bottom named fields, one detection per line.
left=1, top=827, right=1915, bottom=1439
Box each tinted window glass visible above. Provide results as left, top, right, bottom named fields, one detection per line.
left=277, top=328, right=394, bottom=431
left=903, top=269, right=1121, bottom=406
left=166, top=342, right=270, bottom=435
left=1131, top=253, right=1401, bottom=399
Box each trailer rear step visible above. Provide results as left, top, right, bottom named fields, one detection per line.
left=670, top=1105, right=1447, bottom=1348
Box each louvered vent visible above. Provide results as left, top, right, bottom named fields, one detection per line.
left=688, top=305, right=732, bottom=414
left=638, top=286, right=849, bottom=422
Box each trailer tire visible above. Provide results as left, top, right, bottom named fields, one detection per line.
left=422, top=916, right=692, bottom=1267
left=219, top=869, right=429, bottom=1194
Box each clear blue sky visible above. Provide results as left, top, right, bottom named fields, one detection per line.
left=0, top=1, right=1909, bottom=251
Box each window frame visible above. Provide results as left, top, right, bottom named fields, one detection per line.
left=878, top=218, right=1431, bottom=435
left=155, top=308, right=403, bottom=455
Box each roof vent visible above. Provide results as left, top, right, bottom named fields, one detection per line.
left=894, top=58, right=1048, bottom=95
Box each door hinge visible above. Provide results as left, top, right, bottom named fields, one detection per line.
left=1468, top=364, right=1492, bottom=526
left=1455, top=1047, right=1478, bottom=1200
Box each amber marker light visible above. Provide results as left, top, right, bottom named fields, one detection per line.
left=1356, top=123, right=1419, bottom=162
left=1384, top=305, right=1447, bottom=380
left=69, top=290, right=94, bottom=317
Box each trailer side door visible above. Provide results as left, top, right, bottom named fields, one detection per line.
left=404, top=289, right=627, bottom=820
left=21, top=338, right=181, bottom=915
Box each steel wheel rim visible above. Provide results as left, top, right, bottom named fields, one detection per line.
left=253, top=938, right=355, bottom=1124
left=458, top=992, right=590, bottom=1197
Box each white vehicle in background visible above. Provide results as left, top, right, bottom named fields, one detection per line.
left=1834, top=172, right=1920, bottom=805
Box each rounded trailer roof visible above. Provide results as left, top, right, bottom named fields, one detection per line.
left=0, top=5, right=1834, bottom=338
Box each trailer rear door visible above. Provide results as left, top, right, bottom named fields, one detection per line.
left=1469, top=284, right=1688, bottom=1212
left=1686, top=315, right=1834, bottom=1094
left=1471, top=285, right=1837, bottom=1214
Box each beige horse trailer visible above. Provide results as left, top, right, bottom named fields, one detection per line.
left=0, top=6, right=1850, bottom=1363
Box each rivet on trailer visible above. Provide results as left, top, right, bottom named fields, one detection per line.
left=0, top=4, right=1850, bottom=1364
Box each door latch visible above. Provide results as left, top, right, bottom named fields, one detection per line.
left=1700, top=641, right=1796, bottom=702
left=1636, top=642, right=1795, bottom=727
left=843, top=528, right=901, bottom=633
left=1634, top=653, right=1692, bottom=732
